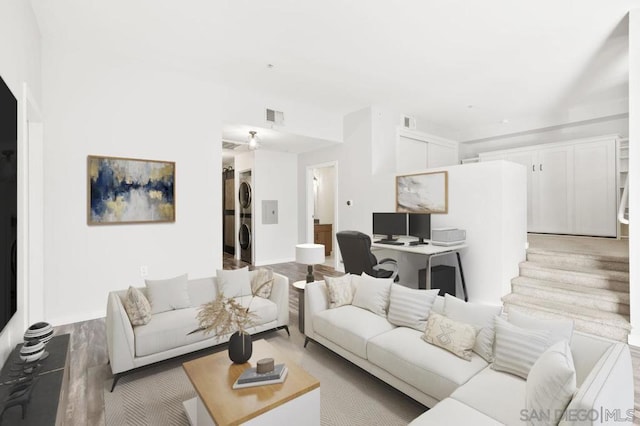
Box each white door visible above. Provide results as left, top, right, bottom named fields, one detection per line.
left=573, top=139, right=617, bottom=236
left=396, top=135, right=427, bottom=173
left=427, top=143, right=458, bottom=167
left=535, top=145, right=574, bottom=234
left=504, top=150, right=537, bottom=230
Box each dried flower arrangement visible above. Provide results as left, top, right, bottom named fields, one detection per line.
left=190, top=293, right=257, bottom=336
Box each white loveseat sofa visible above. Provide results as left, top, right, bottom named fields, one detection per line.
left=304, top=280, right=634, bottom=425
left=106, top=271, right=289, bottom=390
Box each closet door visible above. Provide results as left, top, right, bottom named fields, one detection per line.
left=535, top=145, right=574, bottom=234
left=504, top=150, right=537, bottom=231
left=573, top=139, right=616, bottom=236
left=396, top=135, right=427, bottom=173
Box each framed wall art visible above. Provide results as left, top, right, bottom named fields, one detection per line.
left=87, top=155, right=175, bottom=225
left=396, top=171, right=448, bottom=214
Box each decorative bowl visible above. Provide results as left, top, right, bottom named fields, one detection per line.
left=19, top=340, right=45, bottom=363
left=24, top=322, right=54, bottom=345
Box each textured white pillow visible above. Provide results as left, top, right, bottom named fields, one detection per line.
left=325, top=274, right=354, bottom=308
left=351, top=274, right=392, bottom=317
left=508, top=309, right=574, bottom=344
left=525, top=340, right=577, bottom=426
left=216, top=267, right=252, bottom=298
left=422, top=312, right=477, bottom=361
left=123, top=286, right=152, bottom=325
left=145, top=273, right=190, bottom=314
left=387, top=285, right=440, bottom=331
left=492, top=316, right=552, bottom=379
left=444, top=294, right=502, bottom=362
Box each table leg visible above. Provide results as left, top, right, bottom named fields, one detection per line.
left=298, top=290, right=305, bottom=333
left=456, top=251, right=468, bottom=302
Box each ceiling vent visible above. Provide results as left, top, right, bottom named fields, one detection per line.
left=402, top=115, right=416, bottom=130
left=222, top=141, right=243, bottom=150
left=266, top=108, right=285, bottom=126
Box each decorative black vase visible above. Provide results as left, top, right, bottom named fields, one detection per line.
left=228, top=331, right=252, bottom=364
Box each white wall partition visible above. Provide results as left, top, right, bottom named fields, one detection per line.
left=628, top=9, right=639, bottom=347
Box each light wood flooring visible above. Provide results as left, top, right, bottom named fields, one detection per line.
left=55, top=253, right=639, bottom=425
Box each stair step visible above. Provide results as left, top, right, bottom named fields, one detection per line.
left=526, top=248, right=629, bottom=272
left=502, top=294, right=630, bottom=342
left=519, top=262, right=629, bottom=292
left=511, top=276, right=630, bottom=315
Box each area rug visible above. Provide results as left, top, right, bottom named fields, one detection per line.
left=104, top=328, right=425, bottom=425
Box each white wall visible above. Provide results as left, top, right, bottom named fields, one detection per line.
left=0, top=0, right=42, bottom=364
left=628, top=9, right=639, bottom=347
left=314, top=166, right=335, bottom=225
left=41, top=45, right=222, bottom=325
left=460, top=115, right=628, bottom=159
left=253, top=150, right=298, bottom=265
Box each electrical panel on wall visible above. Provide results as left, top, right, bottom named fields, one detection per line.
left=266, top=108, right=285, bottom=126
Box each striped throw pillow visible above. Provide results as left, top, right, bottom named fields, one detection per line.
left=492, top=316, right=552, bottom=379
left=387, top=285, right=440, bottom=331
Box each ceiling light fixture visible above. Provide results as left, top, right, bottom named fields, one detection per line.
left=248, top=131, right=258, bottom=150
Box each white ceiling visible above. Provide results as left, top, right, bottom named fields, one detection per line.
left=30, top=0, right=634, bottom=144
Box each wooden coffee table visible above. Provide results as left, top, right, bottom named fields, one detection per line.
left=182, top=339, right=320, bottom=426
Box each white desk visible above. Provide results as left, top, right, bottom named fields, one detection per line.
left=371, top=241, right=468, bottom=301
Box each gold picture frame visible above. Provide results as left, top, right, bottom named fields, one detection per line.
left=396, top=171, right=448, bottom=214
left=87, top=155, right=176, bottom=225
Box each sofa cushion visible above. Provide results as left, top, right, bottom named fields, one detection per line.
left=409, top=398, right=503, bottom=426
left=313, top=305, right=395, bottom=359
left=351, top=274, right=392, bottom=317
left=387, top=285, right=439, bottom=331
left=493, top=316, right=552, bottom=379
left=422, top=312, right=477, bottom=361
left=508, top=309, right=574, bottom=344
left=217, top=267, right=252, bottom=298
left=134, top=307, right=209, bottom=357
left=525, top=340, right=576, bottom=425
left=443, top=294, right=502, bottom=363
left=145, top=273, right=191, bottom=314
left=187, top=277, right=216, bottom=307
left=123, top=286, right=152, bottom=326
left=367, top=327, right=488, bottom=401
left=236, top=295, right=278, bottom=326
left=450, top=367, right=526, bottom=425
left=324, top=274, right=354, bottom=308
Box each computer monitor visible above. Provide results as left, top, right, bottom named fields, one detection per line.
left=408, top=213, right=431, bottom=245
left=372, top=212, right=407, bottom=242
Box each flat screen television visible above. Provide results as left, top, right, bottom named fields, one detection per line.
left=0, top=74, right=17, bottom=334
left=408, top=213, right=431, bottom=245
left=372, top=212, right=407, bottom=242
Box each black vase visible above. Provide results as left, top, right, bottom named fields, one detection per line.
left=228, top=331, right=252, bottom=364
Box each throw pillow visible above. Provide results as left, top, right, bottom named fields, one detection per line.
left=387, top=285, right=440, bottom=331
left=251, top=268, right=274, bottom=299
left=525, top=340, right=577, bottom=426
left=325, top=274, right=354, bottom=309
left=145, top=273, right=190, bottom=315
left=422, top=312, right=477, bottom=361
left=508, top=309, right=574, bottom=345
left=216, top=267, right=252, bottom=298
left=492, top=316, right=552, bottom=379
left=444, top=294, right=502, bottom=362
left=123, top=286, right=152, bottom=326
left=351, top=273, right=393, bottom=317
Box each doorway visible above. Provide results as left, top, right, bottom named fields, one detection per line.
left=306, top=162, right=338, bottom=269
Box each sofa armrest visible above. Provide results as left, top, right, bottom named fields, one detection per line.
left=304, top=280, right=329, bottom=340
left=560, top=343, right=634, bottom=425
left=106, top=292, right=136, bottom=375
left=269, top=272, right=289, bottom=327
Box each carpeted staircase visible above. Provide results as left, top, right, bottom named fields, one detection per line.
left=502, top=245, right=631, bottom=342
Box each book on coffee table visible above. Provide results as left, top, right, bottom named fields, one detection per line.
left=233, top=365, right=288, bottom=389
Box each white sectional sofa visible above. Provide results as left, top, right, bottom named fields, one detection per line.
left=304, top=279, right=634, bottom=425
left=106, top=271, right=289, bottom=390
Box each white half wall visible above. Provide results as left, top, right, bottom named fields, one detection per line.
left=41, top=45, right=222, bottom=325
left=628, top=9, right=639, bottom=347
left=0, top=0, right=42, bottom=365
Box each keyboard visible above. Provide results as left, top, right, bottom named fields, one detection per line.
left=375, top=240, right=404, bottom=246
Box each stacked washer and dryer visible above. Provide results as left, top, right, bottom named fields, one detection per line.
left=238, top=170, right=252, bottom=264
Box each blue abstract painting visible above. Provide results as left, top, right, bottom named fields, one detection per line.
left=88, top=156, right=175, bottom=224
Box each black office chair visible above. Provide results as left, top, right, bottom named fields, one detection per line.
left=336, top=231, right=399, bottom=281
